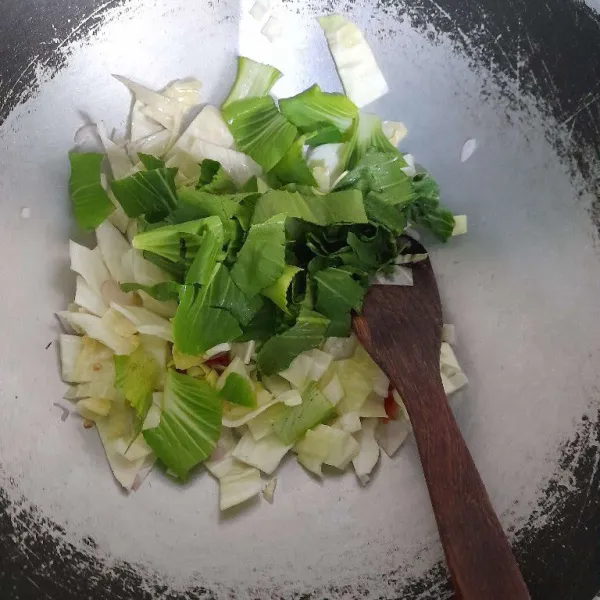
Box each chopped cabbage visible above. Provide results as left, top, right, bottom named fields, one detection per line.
left=70, top=241, right=110, bottom=296
left=75, top=276, right=108, bottom=316
left=110, top=303, right=173, bottom=342
left=442, top=323, right=456, bottom=344
left=319, top=15, right=389, bottom=108
left=219, top=466, right=263, bottom=511
left=96, top=220, right=133, bottom=283
left=58, top=312, right=139, bottom=355
left=332, top=412, right=362, bottom=434
left=76, top=397, right=112, bottom=421
left=59, top=335, right=83, bottom=383
left=262, top=478, right=277, bottom=504
left=295, top=424, right=359, bottom=475
left=452, top=215, right=468, bottom=236
left=101, top=308, right=137, bottom=338
left=173, top=105, right=234, bottom=152
left=375, top=418, right=412, bottom=457
left=352, top=418, right=379, bottom=485
left=186, top=139, right=262, bottom=186
left=232, top=433, right=292, bottom=474
left=319, top=372, right=344, bottom=406
left=357, top=392, right=387, bottom=418
left=322, top=336, right=357, bottom=360
left=250, top=0, right=271, bottom=20
left=261, top=16, right=283, bottom=42
left=245, top=403, right=287, bottom=441
left=277, top=389, right=302, bottom=407
left=382, top=120, right=407, bottom=147
left=230, top=341, right=256, bottom=365
left=372, top=265, right=414, bottom=287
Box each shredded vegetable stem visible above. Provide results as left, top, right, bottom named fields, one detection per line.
left=58, top=14, right=467, bottom=514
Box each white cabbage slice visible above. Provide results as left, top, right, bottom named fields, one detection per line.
left=232, top=433, right=292, bottom=475
left=122, top=249, right=172, bottom=288
left=219, top=466, right=263, bottom=511
left=58, top=312, right=138, bottom=355
left=322, top=335, right=357, bottom=360
left=295, top=424, right=360, bottom=476
left=332, top=412, right=362, bottom=434
left=319, top=15, right=389, bottom=108
left=262, top=478, right=277, bottom=504
left=96, top=220, right=133, bottom=283
left=96, top=421, right=156, bottom=491
left=186, top=139, right=262, bottom=186
left=138, top=291, right=177, bottom=319
left=96, top=122, right=134, bottom=179
left=73, top=337, right=114, bottom=383
left=110, top=303, right=173, bottom=342
left=70, top=241, right=110, bottom=296
left=76, top=397, right=112, bottom=421
left=382, top=120, right=407, bottom=146
left=75, top=276, right=108, bottom=317
left=357, top=392, right=387, bottom=418
left=59, top=334, right=83, bottom=383
left=113, top=75, right=183, bottom=130
left=352, top=418, right=380, bottom=485
left=277, top=389, right=302, bottom=407
left=230, top=341, right=256, bottom=365
left=375, top=418, right=412, bottom=457
left=173, top=105, right=234, bottom=152
left=319, top=372, right=344, bottom=406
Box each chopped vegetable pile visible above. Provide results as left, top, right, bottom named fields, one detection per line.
left=57, top=14, right=468, bottom=512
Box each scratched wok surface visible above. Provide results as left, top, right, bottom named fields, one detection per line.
left=0, top=1, right=599, bottom=599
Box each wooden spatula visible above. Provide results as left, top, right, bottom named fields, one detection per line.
left=353, top=240, right=531, bottom=600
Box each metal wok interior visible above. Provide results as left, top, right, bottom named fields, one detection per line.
left=0, top=0, right=599, bottom=598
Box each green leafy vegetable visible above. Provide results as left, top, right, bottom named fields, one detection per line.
left=132, top=217, right=220, bottom=266
left=273, top=382, right=335, bottom=444
left=208, top=264, right=263, bottom=326
left=196, top=159, right=237, bottom=195
left=68, top=152, right=115, bottom=230
left=173, top=273, right=243, bottom=357
left=352, top=112, right=398, bottom=167
left=184, top=217, right=225, bottom=285
left=111, top=166, right=179, bottom=221
left=271, top=136, right=317, bottom=187
left=222, top=96, right=297, bottom=171
left=251, top=189, right=368, bottom=227
left=175, top=188, right=246, bottom=224
left=336, top=151, right=413, bottom=205
left=345, top=228, right=397, bottom=272
left=236, top=302, right=281, bottom=342
left=230, top=213, right=286, bottom=297
left=262, top=265, right=302, bottom=313
left=305, top=124, right=345, bottom=146
left=408, top=174, right=456, bottom=241
left=279, top=84, right=357, bottom=135
left=257, top=309, right=329, bottom=375
left=313, top=267, right=365, bottom=336
left=220, top=373, right=256, bottom=408
left=143, top=251, right=186, bottom=281
left=222, top=57, right=283, bottom=109
left=138, top=153, right=166, bottom=170
left=143, top=370, right=222, bottom=479
left=120, top=281, right=182, bottom=302
left=363, top=192, right=407, bottom=233
left=114, top=345, right=159, bottom=417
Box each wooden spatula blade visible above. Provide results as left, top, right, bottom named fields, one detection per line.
left=353, top=247, right=531, bottom=600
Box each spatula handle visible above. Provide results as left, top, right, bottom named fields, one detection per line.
left=395, top=374, right=531, bottom=600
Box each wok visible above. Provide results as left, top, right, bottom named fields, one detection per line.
left=0, top=0, right=599, bottom=598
